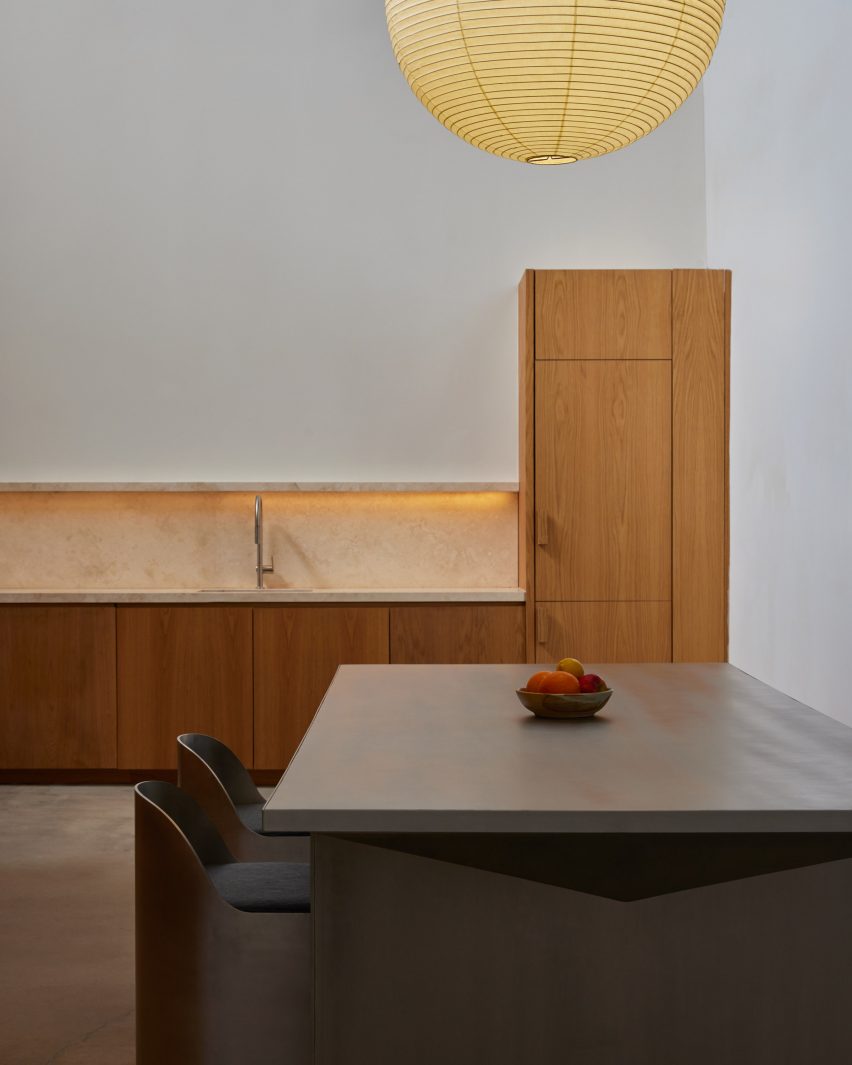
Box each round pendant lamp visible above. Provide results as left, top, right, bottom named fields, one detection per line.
left=385, top=1, right=725, bottom=164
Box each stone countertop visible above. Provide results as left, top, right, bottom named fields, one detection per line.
left=265, top=663, right=852, bottom=835
left=0, top=481, right=519, bottom=493
left=0, top=588, right=526, bottom=604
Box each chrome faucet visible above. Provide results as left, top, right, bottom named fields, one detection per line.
left=254, top=494, right=274, bottom=589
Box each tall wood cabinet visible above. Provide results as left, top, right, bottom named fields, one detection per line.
left=519, top=269, right=729, bottom=664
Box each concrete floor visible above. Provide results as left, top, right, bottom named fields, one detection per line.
left=0, top=787, right=136, bottom=1065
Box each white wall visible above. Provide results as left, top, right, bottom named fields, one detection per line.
left=0, top=0, right=708, bottom=483
left=704, top=2, right=852, bottom=725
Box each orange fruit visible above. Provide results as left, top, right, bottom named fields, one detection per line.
left=525, top=671, right=552, bottom=692
left=539, top=671, right=580, bottom=695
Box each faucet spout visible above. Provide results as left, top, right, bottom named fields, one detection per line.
left=254, top=494, right=274, bottom=589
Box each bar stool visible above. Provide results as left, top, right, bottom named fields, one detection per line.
left=177, top=733, right=309, bottom=862
left=135, top=780, right=312, bottom=1065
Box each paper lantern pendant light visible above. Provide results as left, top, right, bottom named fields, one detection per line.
left=385, top=1, right=726, bottom=164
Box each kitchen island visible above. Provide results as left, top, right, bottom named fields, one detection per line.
left=265, top=663, right=852, bottom=1064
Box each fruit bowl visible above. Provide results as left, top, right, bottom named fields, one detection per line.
left=516, top=687, right=613, bottom=719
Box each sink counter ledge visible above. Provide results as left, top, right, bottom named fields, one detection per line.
left=0, top=588, right=526, bottom=604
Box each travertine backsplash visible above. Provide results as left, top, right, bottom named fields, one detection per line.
left=0, top=492, right=518, bottom=590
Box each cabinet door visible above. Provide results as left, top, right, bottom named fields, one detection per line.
left=535, top=270, right=671, bottom=360
left=116, top=606, right=252, bottom=769
left=535, top=602, right=671, bottom=663
left=0, top=606, right=116, bottom=768
left=535, top=360, right=671, bottom=602
left=254, top=607, right=389, bottom=771
left=390, top=605, right=526, bottom=664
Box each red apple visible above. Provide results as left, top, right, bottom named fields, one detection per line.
left=579, top=673, right=605, bottom=694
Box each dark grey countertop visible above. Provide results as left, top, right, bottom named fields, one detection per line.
left=263, top=663, right=852, bottom=834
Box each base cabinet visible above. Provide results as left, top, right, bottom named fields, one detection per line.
left=390, top=605, right=526, bottom=664
left=0, top=606, right=116, bottom=769
left=253, top=606, right=389, bottom=771
left=116, top=606, right=253, bottom=769
left=1, top=601, right=528, bottom=774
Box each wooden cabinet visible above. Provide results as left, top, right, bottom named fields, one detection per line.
left=534, top=270, right=671, bottom=360
left=2, top=600, right=527, bottom=774
left=521, top=268, right=729, bottom=664
left=254, top=606, right=389, bottom=770
left=672, top=271, right=728, bottom=661
left=535, top=360, right=671, bottom=602
left=390, top=605, right=526, bottom=664
left=535, top=602, right=671, bottom=664
left=0, top=606, right=116, bottom=768
left=116, top=606, right=253, bottom=769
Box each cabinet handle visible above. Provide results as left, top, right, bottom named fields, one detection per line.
left=536, top=512, right=549, bottom=547
left=536, top=606, right=548, bottom=645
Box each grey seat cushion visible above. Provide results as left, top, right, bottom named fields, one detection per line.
left=207, top=862, right=311, bottom=913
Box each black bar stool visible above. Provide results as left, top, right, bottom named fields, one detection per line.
left=177, top=733, right=309, bottom=862
left=135, top=780, right=312, bottom=1065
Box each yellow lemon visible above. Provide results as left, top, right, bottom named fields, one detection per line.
left=557, top=657, right=584, bottom=679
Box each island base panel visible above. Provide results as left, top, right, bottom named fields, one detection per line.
left=313, top=834, right=852, bottom=1065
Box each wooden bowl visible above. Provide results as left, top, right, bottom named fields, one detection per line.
left=515, top=687, right=613, bottom=719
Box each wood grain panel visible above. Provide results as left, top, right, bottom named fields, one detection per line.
left=0, top=606, right=116, bottom=768
left=116, top=606, right=252, bottom=769
left=534, top=270, right=671, bottom=359
left=535, top=360, right=671, bottom=601
left=254, top=606, right=389, bottom=770
left=534, top=602, right=671, bottom=663
left=673, top=270, right=729, bottom=661
left=390, top=605, right=526, bottom=665
left=518, top=270, right=537, bottom=662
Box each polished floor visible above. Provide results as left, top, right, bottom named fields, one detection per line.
left=0, top=786, right=136, bottom=1065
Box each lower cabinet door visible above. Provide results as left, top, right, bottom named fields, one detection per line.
left=535, top=602, right=672, bottom=663
left=390, top=605, right=527, bottom=664
left=116, top=606, right=253, bottom=769
left=253, top=606, right=390, bottom=771
left=0, top=606, right=117, bottom=769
